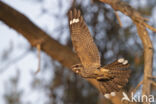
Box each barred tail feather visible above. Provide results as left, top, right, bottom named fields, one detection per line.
left=98, top=58, right=131, bottom=97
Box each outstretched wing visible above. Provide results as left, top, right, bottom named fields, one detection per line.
left=68, top=9, right=100, bottom=69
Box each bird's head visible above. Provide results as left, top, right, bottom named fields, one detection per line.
left=71, top=64, right=83, bottom=75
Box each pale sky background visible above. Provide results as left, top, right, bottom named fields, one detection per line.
left=0, top=0, right=70, bottom=104
left=0, top=0, right=156, bottom=104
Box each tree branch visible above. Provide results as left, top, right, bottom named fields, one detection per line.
left=0, top=1, right=99, bottom=90
left=0, top=1, right=155, bottom=104
left=99, top=0, right=154, bottom=104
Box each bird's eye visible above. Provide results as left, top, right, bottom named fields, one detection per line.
left=75, top=69, right=80, bottom=73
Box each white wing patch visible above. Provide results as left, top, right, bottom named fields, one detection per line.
left=123, top=60, right=128, bottom=65
left=118, top=58, right=124, bottom=63
left=104, top=94, right=110, bottom=99
left=104, top=92, right=116, bottom=99
left=118, top=58, right=128, bottom=65
left=110, top=92, right=116, bottom=96
left=70, top=18, right=79, bottom=25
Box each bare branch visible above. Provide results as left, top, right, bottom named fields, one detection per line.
left=99, top=0, right=154, bottom=104
left=148, top=76, right=156, bottom=79
left=35, top=44, right=41, bottom=74
left=0, top=1, right=155, bottom=104
left=115, top=11, right=122, bottom=27
left=151, top=80, right=156, bottom=87
left=131, top=80, right=143, bottom=94
left=0, top=1, right=100, bottom=90
left=99, top=0, right=156, bottom=31
left=135, top=22, right=153, bottom=103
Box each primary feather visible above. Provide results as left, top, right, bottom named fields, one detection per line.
left=69, top=9, right=101, bottom=69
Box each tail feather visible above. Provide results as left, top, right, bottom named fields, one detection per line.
left=99, top=79, right=121, bottom=94
left=102, top=81, right=112, bottom=93
left=98, top=58, right=131, bottom=96
left=106, top=64, right=129, bottom=70
left=109, top=69, right=131, bottom=78
left=107, top=80, right=120, bottom=92
left=104, top=58, right=129, bottom=70
left=113, top=77, right=129, bottom=86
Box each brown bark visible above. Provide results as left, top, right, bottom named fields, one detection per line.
left=100, top=0, right=154, bottom=104
left=0, top=0, right=155, bottom=104
left=135, top=22, right=153, bottom=103
left=0, top=1, right=99, bottom=89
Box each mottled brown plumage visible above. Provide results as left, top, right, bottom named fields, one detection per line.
left=68, top=8, right=131, bottom=97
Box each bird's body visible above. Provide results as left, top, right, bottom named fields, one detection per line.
left=68, top=8, right=131, bottom=97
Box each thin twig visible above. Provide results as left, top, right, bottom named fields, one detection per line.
left=131, top=80, right=143, bottom=94
left=143, top=23, right=156, bottom=32
left=148, top=75, right=156, bottom=79
left=35, top=44, right=41, bottom=74
left=151, top=80, right=156, bottom=87
left=115, top=11, right=122, bottom=27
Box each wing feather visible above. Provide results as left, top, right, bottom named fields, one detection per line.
left=68, top=9, right=100, bottom=69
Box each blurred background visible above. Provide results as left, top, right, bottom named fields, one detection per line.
left=0, top=0, right=156, bottom=104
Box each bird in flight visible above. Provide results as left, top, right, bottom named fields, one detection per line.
left=68, top=8, right=131, bottom=98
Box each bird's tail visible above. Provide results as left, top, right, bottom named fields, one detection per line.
left=97, top=58, right=131, bottom=98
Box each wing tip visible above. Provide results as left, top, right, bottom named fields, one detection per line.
left=117, top=58, right=129, bottom=65
left=68, top=8, right=82, bottom=25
